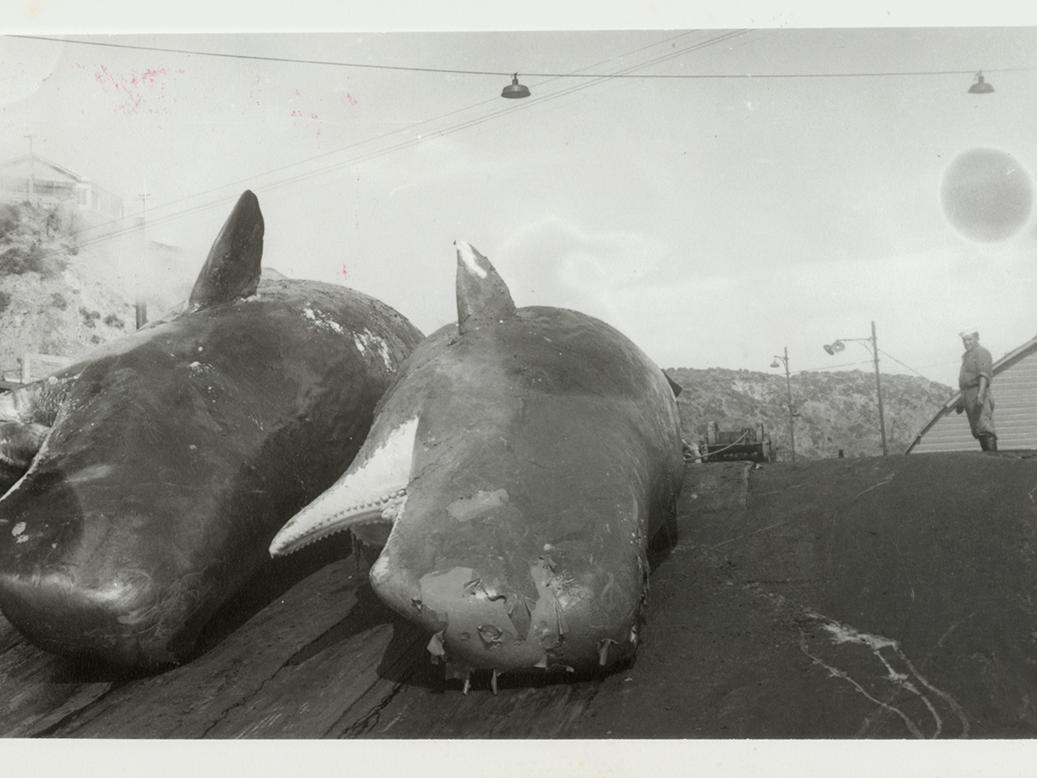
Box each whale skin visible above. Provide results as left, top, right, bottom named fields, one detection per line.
left=271, top=240, right=684, bottom=687
left=0, top=191, right=424, bottom=669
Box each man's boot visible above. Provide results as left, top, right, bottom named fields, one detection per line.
left=988, top=436, right=998, bottom=452
left=979, top=435, right=990, bottom=451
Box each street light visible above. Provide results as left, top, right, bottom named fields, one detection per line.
left=770, top=346, right=796, bottom=463
left=501, top=74, right=531, bottom=99
left=968, top=71, right=995, bottom=94
left=823, top=320, right=888, bottom=456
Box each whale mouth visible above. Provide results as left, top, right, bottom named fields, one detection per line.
left=272, top=488, right=408, bottom=556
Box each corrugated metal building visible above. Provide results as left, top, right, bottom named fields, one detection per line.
left=907, top=335, right=1037, bottom=453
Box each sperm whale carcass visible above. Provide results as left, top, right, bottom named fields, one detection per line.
left=270, top=241, right=684, bottom=689
left=0, top=191, right=424, bottom=669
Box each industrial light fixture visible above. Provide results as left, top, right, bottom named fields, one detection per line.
left=822, top=339, right=846, bottom=356
left=823, top=321, right=888, bottom=456
left=501, top=73, right=531, bottom=99
left=968, top=71, right=994, bottom=94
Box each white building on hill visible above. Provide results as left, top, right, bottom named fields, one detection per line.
left=0, top=154, right=124, bottom=220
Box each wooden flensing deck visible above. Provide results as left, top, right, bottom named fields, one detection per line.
left=4, top=455, right=1037, bottom=738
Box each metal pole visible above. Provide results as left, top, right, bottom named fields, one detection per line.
left=783, top=346, right=796, bottom=463
left=24, top=135, right=35, bottom=201
left=136, top=185, right=150, bottom=329
left=870, top=321, right=888, bottom=456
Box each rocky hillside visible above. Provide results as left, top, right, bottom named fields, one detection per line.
left=0, top=201, right=136, bottom=378
left=0, top=200, right=195, bottom=380
left=666, top=366, right=954, bottom=460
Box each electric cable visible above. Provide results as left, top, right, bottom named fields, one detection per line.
left=14, top=33, right=1037, bottom=79
left=73, top=30, right=746, bottom=248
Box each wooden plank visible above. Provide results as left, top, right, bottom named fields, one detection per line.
left=361, top=679, right=602, bottom=739
left=0, top=622, right=113, bottom=738
left=206, top=600, right=429, bottom=739
left=44, top=559, right=372, bottom=738
left=205, top=622, right=398, bottom=738
left=0, top=612, right=23, bottom=655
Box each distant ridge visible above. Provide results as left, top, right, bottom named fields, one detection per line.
left=666, top=366, right=954, bottom=460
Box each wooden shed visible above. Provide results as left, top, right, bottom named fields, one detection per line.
left=907, top=335, right=1037, bottom=453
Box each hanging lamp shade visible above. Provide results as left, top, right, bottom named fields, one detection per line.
left=501, top=74, right=531, bottom=99
left=968, top=71, right=994, bottom=94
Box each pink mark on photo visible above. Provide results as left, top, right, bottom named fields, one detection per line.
left=340, top=264, right=349, bottom=281
left=94, top=65, right=180, bottom=114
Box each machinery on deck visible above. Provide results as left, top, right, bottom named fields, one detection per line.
left=699, top=421, right=772, bottom=463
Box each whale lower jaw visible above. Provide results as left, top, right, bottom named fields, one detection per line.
left=268, top=417, right=418, bottom=557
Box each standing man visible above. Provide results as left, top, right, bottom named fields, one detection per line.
left=955, top=326, right=997, bottom=452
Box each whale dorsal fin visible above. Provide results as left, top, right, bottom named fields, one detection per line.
left=189, top=190, right=265, bottom=310
left=455, top=241, right=516, bottom=335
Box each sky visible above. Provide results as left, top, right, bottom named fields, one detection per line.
left=3, top=5, right=1037, bottom=392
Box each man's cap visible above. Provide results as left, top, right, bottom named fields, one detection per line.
left=958, top=326, right=979, bottom=337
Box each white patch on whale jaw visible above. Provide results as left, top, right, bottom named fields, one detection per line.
left=268, top=416, right=419, bottom=557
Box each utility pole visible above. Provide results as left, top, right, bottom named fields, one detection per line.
left=135, top=186, right=151, bottom=329
left=870, top=320, right=888, bottom=456
left=823, top=323, right=888, bottom=456
left=24, top=134, right=36, bottom=202
left=138, top=190, right=150, bottom=240
left=771, top=347, right=796, bottom=463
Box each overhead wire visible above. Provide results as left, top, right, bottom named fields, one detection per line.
left=877, top=349, right=938, bottom=380
left=14, top=33, right=1037, bottom=79
left=72, top=30, right=747, bottom=249
left=72, top=29, right=706, bottom=243
left=240, top=31, right=748, bottom=197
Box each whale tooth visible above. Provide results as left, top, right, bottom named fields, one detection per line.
left=269, top=416, right=418, bottom=557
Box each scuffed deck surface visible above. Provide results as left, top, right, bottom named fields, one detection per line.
left=3, top=453, right=1037, bottom=738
